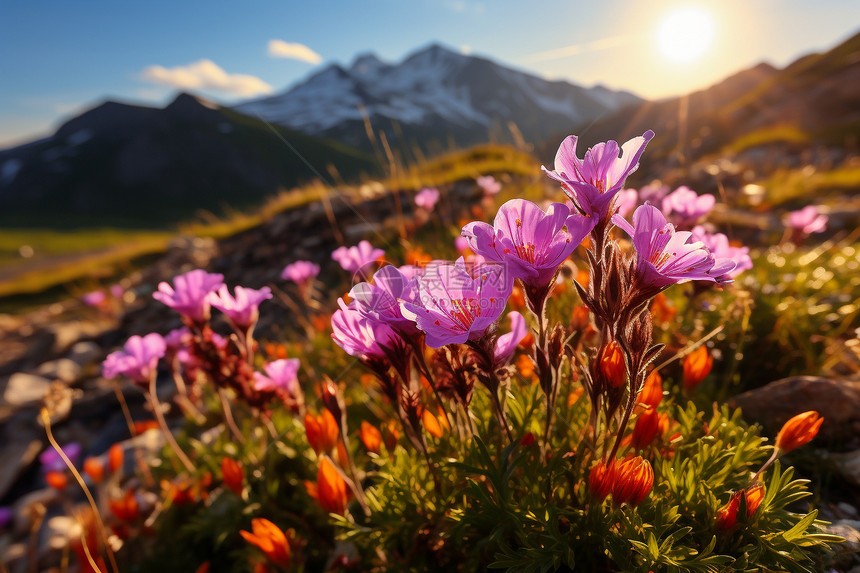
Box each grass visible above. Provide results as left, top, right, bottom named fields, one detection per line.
left=0, top=144, right=537, bottom=307
left=722, top=125, right=810, bottom=155
left=757, top=164, right=860, bottom=207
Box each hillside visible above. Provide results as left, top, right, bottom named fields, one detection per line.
left=0, top=94, right=379, bottom=228
left=538, top=29, right=860, bottom=168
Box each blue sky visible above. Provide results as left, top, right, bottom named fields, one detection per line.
left=1, top=0, right=858, bottom=148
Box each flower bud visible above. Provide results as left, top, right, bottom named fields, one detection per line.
left=108, top=443, right=124, bottom=474
left=631, top=409, right=661, bottom=449
left=240, top=518, right=291, bottom=566
left=612, top=456, right=653, bottom=506
left=775, top=411, right=823, bottom=454
left=221, top=457, right=244, bottom=496
left=588, top=459, right=615, bottom=501
left=599, top=341, right=627, bottom=389
left=46, top=470, right=68, bottom=491
left=305, top=410, right=340, bottom=454
left=716, top=483, right=765, bottom=531
left=422, top=409, right=444, bottom=438
left=683, top=345, right=713, bottom=391
left=305, top=457, right=349, bottom=515
left=359, top=421, right=383, bottom=454
left=83, top=457, right=105, bottom=484
left=108, top=489, right=139, bottom=522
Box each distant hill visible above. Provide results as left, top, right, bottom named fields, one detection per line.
left=538, top=29, right=860, bottom=168
left=234, top=43, right=642, bottom=154
left=0, top=94, right=378, bottom=228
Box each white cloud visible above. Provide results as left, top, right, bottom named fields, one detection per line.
left=140, top=60, right=273, bottom=98
left=520, top=35, right=637, bottom=64
left=267, top=40, right=322, bottom=64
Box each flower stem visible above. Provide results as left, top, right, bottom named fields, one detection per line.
left=147, top=374, right=195, bottom=473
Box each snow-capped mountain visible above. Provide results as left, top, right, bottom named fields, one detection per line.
left=235, top=43, right=642, bottom=151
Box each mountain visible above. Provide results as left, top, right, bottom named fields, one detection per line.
left=539, top=29, right=860, bottom=168
left=0, top=94, right=377, bottom=227
left=234, top=43, right=642, bottom=153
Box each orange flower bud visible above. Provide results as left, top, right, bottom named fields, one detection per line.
left=45, top=470, right=68, bottom=491
left=631, top=409, right=662, bottom=449
left=108, top=489, right=139, bottom=522
left=575, top=268, right=590, bottom=288
left=221, top=457, right=244, bottom=496
left=650, top=292, right=676, bottom=324
left=600, top=341, right=627, bottom=388
left=775, top=411, right=823, bottom=454
left=134, top=420, right=160, bottom=434
left=422, top=409, right=444, bottom=438
left=359, top=421, right=382, bottom=454
left=588, top=459, right=615, bottom=501
left=637, top=370, right=663, bottom=409
left=516, top=354, right=536, bottom=379
left=571, top=305, right=591, bottom=331
left=509, top=286, right=525, bottom=309
left=683, top=345, right=713, bottom=391
left=383, top=419, right=400, bottom=450
left=716, top=483, right=765, bottom=531
left=611, top=456, right=653, bottom=506
left=108, top=443, right=124, bottom=474
left=305, top=410, right=339, bottom=454
left=305, top=457, right=349, bottom=515
left=240, top=518, right=291, bottom=567
left=83, top=457, right=105, bottom=484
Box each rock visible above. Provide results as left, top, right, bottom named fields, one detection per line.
left=0, top=438, right=43, bottom=500
left=730, top=376, right=860, bottom=447
left=833, top=450, right=860, bottom=487
left=66, top=341, right=101, bottom=368
left=2, top=373, right=52, bottom=406
left=35, top=359, right=82, bottom=383
left=828, top=520, right=860, bottom=555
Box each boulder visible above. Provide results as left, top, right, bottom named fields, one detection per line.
left=2, top=373, right=52, bottom=406
left=35, top=359, right=82, bottom=384
left=730, top=376, right=860, bottom=448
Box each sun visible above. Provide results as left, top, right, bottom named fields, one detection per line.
left=657, top=6, right=714, bottom=63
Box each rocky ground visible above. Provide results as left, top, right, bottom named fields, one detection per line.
left=0, top=177, right=859, bottom=570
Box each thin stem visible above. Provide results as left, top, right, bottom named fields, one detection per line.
left=41, top=409, right=120, bottom=573
left=488, top=387, right=514, bottom=444
left=147, top=375, right=195, bottom=473
left=754, top=448, right=780, bottom=481
left=111, top=383, right=154, bottom=486
left=218, top=387, right=247, bottom=445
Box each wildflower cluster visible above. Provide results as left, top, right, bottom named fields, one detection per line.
left=39, top=132, right=841, bottom=573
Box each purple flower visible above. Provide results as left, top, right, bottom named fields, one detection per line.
left=153, top=269, right=224, bottom=323
left=0, top=507, right=11, bottom=530
left=281, top=260, right=320, bottom=284
left=349, top=265, right=419, bottom=335
left=331, top=300, right=404, bottom=360
left=612, top=204, right=736, bottom=291
left=208, top=284, right=272, bottom=330
left=662, top=186, right=715, bottom=226
left=615, top=188, right=639, bottom=218
left=477, top=175, right=501, bottom=196
left=494, top=311, right=527, bottom=366
left=786, top=205, right=828, bottom=235
left=414, top=187, right=440, bottom=211
left=543, top=130, right=655, bottom=220
left=693, top=226, right=753, bottom=280
left=110, top=284, right=125, bottom=299
left=254, top=359, right=301, bottom=396
left=102, top=333, right=167, bottom=384
left=39, top=442, right=81, bottom=473
left=82, top=290, right=106, bottom=307
left=331, top=240, right=385, bottom=276
left=461, top=199, right=594, bottom=290
left=400, top=257, right=512, bottom=348
left=638, top=182, right=670, bottom=204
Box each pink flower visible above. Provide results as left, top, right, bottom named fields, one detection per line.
left=612, top=204, right=736, bottom=291
left=40, top=443, right=81, bottom=473
left=662, top=186, right=715, bottom=226
left=102, top=333, right=167, bottom=384
left=615, top=188, right=639, bottom=218
left=543, top=130, right=654, bottom=220
left=400, top=257, right=512, bottom=348
left=349, top=265, right=420, bottom=336
left=477, top=175, right=502, bottom=196
left=153, top=270, right=224, bottom=323
left=494, top=311, right=527, bottom=367
left=208, top=285, right=272, bottom=330
left=281, top=261, right=320, bottom=284
left=254, top=359, right=301, bottom=396
left=414, top=187, right=440, bottom=211
left=786, top=205, right=828, bottom=235
left=331, top=300, right=404, bottom=360
left=331, top=240, right=385, bottom=276
left=110, top=284, right=125, bottom=299
left=461, top=199, right=594, bottom=291
left=82, top=290, right=107, bottom=307
left=692, top=226, right=753, bottom=280
left=454, top=235, right=470, bottom=253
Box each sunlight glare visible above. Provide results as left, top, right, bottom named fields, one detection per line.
left=657, top=7, right=714, bottom=63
